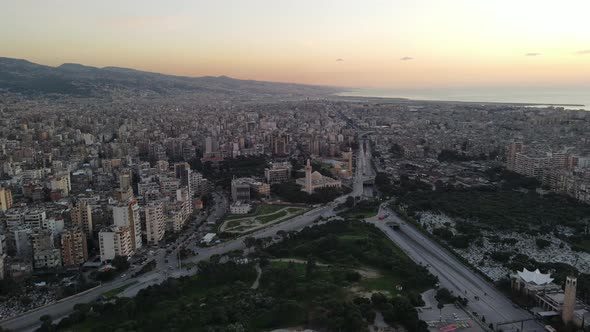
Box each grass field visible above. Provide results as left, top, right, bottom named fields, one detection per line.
left=256, top=210, right=288, bottom=223
left=359, top=272, right=402, bottom=295
left=266, top=220, right=436, bottom=295
left=269, top=261, right=307, bottom=277
left=339, top=200, right=380, bottom=220
left=226, top=204, right=284, bottom=220
left=222, top=205, right=307, bottom=233
left=102, top=281, right=139, bottom=299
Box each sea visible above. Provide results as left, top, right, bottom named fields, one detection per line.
left=336, top=87, right=589, bottom=111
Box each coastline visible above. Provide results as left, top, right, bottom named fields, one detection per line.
left=332, top=89, right=588, bottom=110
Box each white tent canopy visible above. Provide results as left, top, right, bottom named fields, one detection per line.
left=517, top=268, right=554, bottom=285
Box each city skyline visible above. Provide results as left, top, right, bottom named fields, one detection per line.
left=2, top=0, right=590, bottom=88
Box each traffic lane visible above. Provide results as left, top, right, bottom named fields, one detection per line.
left=3, top=198, right=329, bottom=331
left=373, top=217, right=542, bottom=331
left=373, top=221, right=516, bottom=327
left=186, top=206, right=333, bottom=264
left=386, top=223, right=512, bottom=324
left=392, top=216, right=534, bottom=323
left=0, top=272, right=154, bottom=332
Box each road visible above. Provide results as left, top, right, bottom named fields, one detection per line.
left=353, top=135, right=375, bottom=198
left=368, top=207, right=544, bottom=332
left=2, top=148, right=375, bottom=332
left=1, top=135, right=380, bottom=332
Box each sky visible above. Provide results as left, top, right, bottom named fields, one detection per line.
left=1, top=0, right=590, bottom=89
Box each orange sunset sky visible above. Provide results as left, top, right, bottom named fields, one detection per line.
left=2, top=0, right=590, bottom=88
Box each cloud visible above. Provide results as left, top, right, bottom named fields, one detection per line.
left=400, top=57, right=414, bottom=61
left=576, top=50, right=590, bottom=55
left=101, top=15, right=190, bottom=31
left=525, top=52, right=541, bottom=56
left=336, top=58, right=344, bottom=62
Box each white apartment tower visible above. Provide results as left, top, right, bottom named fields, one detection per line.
left=112, top=199, right=142, bottom=251
left=99, top=226, right=134, bottom=262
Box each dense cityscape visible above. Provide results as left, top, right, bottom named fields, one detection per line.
left=2, top=1, right=590, bottom=331
left=0, top=59, right=588, bottom=332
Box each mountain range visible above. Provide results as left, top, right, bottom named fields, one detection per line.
left=0, top=57, right=339, bottom=98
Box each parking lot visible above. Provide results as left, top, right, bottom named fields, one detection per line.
left=418, top=290, right=485, bottom=332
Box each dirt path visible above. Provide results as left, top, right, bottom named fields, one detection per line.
left=251, top=263, right=262, bottom=289
left=270, top=258, right=381, bottom=278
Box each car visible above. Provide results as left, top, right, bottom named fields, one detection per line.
left=120, top=274, right=127, bottom=278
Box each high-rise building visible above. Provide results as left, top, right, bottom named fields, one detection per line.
left=24, top=209, right=46, bottom=230
left=265, top=162, right=292, bottom=184
left=71, top=200, right=93, bottom=237
left=270, top=132, right=289, bottom=156
left=119, top=173, right=131, bottom=191
left=99, top=226, right=134, bottom=262
left=13, top=227, right=32, bottom=258
left=49, top=174, right=71, bottom=197
left=190, top=171, right=207, bottom=196
left=145, top=202, right=165, bottom=245
left=231, top=178, right=251, bottom=202
left=32, top=229, right=62, bottom=269
left=205, top=136, right=218, bottom=154
left=112, top=199, right=142, bottom=251
left=32, top=229, right=54, bottom=253
left=0, top=187, right=13, bottom=212
left=5, top=209, right=25, bottom=254
left=174, top=162, right=192, bottom=197
left=60, top=227, right=88, bottom=266
left=506, top=141, right=524, bottom=171
left=513, top=153, right=549, bottom=179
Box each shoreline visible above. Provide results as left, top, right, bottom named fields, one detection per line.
left=331, top=91, right=587, bottom=109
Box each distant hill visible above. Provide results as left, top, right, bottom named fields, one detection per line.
left=0, top=57, right=339, bottom=97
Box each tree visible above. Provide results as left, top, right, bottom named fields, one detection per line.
left=370, top=293, right=388, bottom=309
left=244, top=236, right=257, bottom=248
left=481, top=315, right=486, bottom=323
left=305, top=256, right=317, bottom=279
left=111, top=255, right=130, bottom=271
left=535, top=238, right=551, bottom=249
left=437, top=302, right=444, bottom=321
left=345, top=196, right=355, bottom=208
left=40, top=314, right=52, bottom=323
left=390, top=144, right=404, bottom=159
left=435, top=288, right=456, bottom=304
left=37, top=314, right=54, bottom=332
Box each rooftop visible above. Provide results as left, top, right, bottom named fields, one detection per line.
left=517, top=268, right=554, bottom=285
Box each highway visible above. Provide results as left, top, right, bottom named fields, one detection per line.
left=369, top=208, right=545, bottom=332
left=353, top=135, right=375, bottom=197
